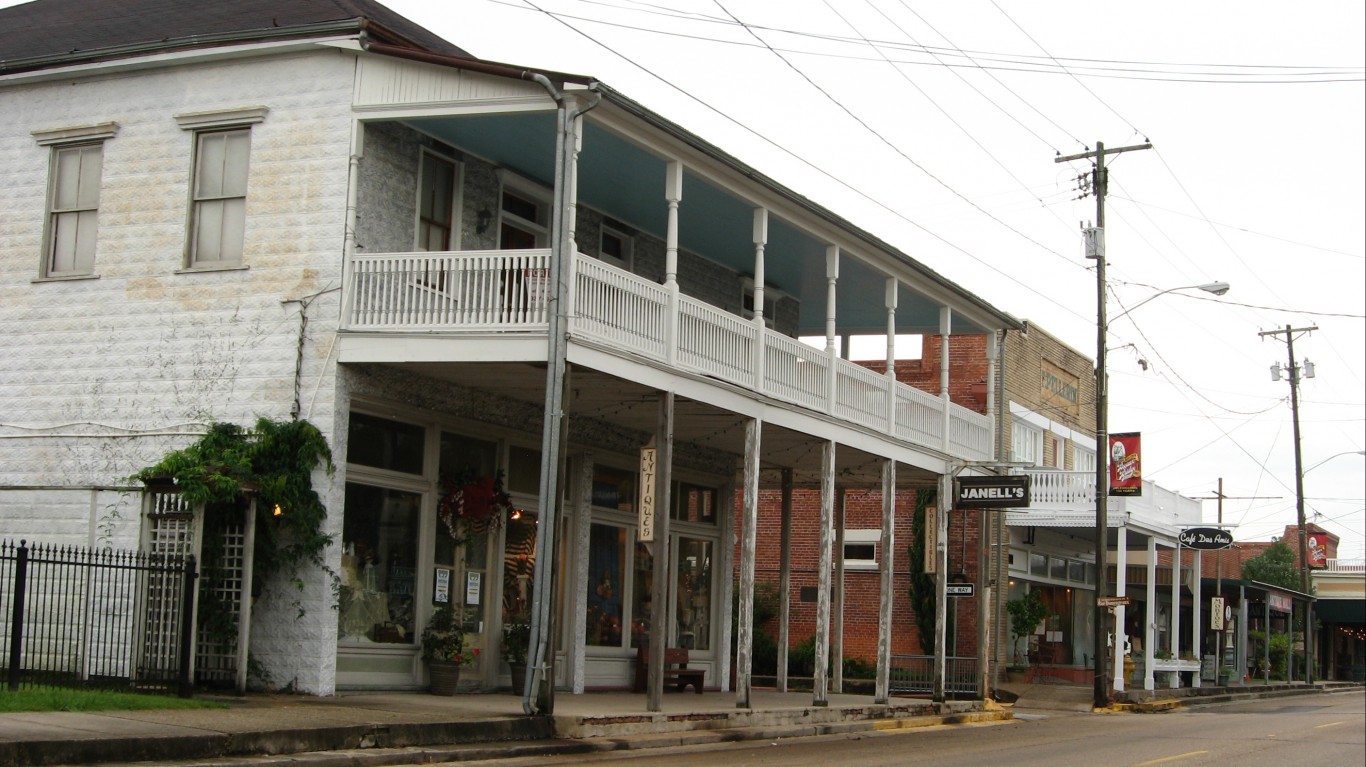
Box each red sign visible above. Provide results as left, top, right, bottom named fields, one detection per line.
left=1308, top=533, right=1328, bottom=569
left=1109, top=432, right=1142, bottom=496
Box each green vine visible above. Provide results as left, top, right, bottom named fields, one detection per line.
left=132, top=418, right=336, bottom=602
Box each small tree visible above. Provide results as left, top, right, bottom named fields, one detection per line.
left=1005, top=590, right=1049, bottom=665
left=1242, top=539, right=1299, bottom=591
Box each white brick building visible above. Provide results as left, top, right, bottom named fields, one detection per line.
left=0, top=0, right=1021, bottom=701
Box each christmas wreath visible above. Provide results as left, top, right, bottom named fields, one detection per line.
left=438, top=468, right=513, bottom=543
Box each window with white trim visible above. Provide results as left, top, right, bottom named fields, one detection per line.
left=176, top=106, right=267, bottom=268
left=33, top=122, right=117, bottom=278
left=416, top=150, right=459, bottom=251
left=599, top=220, right=633, bottom=269
left=1045, top=433, right=1064, bottom=468
left=498, top=173, right=550, bottom=249
left=1074, top=446, right=1096, bottom=474
left=1011, top=419, right=1043, bottom=466
left=842, top=529, right=880, bottom=570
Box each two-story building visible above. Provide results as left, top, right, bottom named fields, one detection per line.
left=0, top=0, right=1020, bottom=700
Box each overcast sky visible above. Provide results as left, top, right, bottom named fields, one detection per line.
left=10, top=1, right=1362, bottom=557
left=382, top=0, right=1364, bottom=557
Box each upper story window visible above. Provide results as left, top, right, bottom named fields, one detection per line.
left=417, top=150, right=459, bottom=251
left=599, top=220, right=634, bottom=270
left=33, top=122, right=118, bottom=279
left=1074, top=447, right=1096, bottom=474
left=498, top=172, right=550, bottom=249
left=842, top=529, right=880, bottom=570
left=1011, top=419, right=1043, bottom=465
left=175, top=106, right=267, bottom=269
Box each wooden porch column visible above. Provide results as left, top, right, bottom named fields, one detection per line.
left=646, top=392, right=675, bottom=712
left=664, top=162, right=682, bottom=366
left=932, top=471, right=952, bottom=704
left=939, top=307, right=953, bottom=453
left=825, top=246, right=839, bottom=414
left=874, top=459, right=896, bottom=704
left=717, top=475, right=736, bottom=693
left=1191, top=549, right=1202, bottom=688
left=812, top=440, right=836, bottom=706
left=777, top=468, right=793, bottom=692
left=735, top=418, right=762, bottom=709
left=568, top=454, right=594, bottom=694
left=884, top=278, right=898, bottom=430
left=832, top=487, right=845, bottom=694
left=1113, top=525, right=1128, bottom=692
left=1171, top=541, right=1181, bottom=662
left=1145, top=536, right=1157, bottom=690
left=751, top=209, right=768, bottom=388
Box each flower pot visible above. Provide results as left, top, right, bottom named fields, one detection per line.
left=428, top=660, right=462, bottom=696
left=509, top=663, right=527, bottom=695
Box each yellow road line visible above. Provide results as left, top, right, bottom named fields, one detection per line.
left=1135, top=751, right=1209, bottom=766
left=1314, top=721, right=1344, bottom=729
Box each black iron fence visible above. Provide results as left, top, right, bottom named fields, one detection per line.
left=1, top=539, right=197, bottom=696
left=890, top=654, right=979, bottom=697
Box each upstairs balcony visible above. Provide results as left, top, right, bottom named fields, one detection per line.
left=340, top=248, right=993, bottom=462
left=1006, top=469, right=1202, bottom=535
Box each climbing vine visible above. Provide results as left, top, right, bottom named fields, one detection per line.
left=132, top=418, right=335, bottom=597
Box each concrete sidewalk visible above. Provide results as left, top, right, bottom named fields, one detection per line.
left=0, top=689, right=1005, bottom=767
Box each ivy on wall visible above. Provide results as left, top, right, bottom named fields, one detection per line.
left=133, top=418, right=335, bottom=598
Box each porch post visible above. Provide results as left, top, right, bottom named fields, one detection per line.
left=751, top=209, right=768, bottom=389
left=812, top=440, right=837, bottom=706
left=933, top=471, right=952, bottom=704
left=1171, top=540, right=1181, bottom=663
left=717, top=473, right=736, bottom=693
left=939, top=307, right=952, bottom=453
left=664, top=161, right=682, bottom=366
left=875, top=458, right=896, bottom=704
left=1113, top=525, right=1127, bottom=692
left=735, top=418, right=762, bottom=708
left=568, top=454, right=594, bottom=694
left=825, top=246, right=840, bottom=414
left=646, top=392, right=675, bottom=712
left=1145, top=535, right=1156, bottom=690
left=884, top=278, right=898, bottom=431
left=832, top=487, right=845, bottom=694
left=1191, top=549, right=1202, bottom=687
left=777, top=468, right=793, bottom=692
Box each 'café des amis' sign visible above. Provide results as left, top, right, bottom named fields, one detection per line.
left=1178, top=526, right=1233, bottom=550
left=957, top=475, right=1031, bottom=509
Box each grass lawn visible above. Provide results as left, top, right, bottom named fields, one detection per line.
left=0, top=687, right=229, bottom=713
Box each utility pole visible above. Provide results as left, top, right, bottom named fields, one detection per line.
left=1260, top=324, right=1318, bottom=682
left=1055, top=140, right=1151, bottom=710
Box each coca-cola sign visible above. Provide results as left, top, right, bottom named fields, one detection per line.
left=1179, top=527, right=1233, bottom=550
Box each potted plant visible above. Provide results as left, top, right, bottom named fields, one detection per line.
left=422, top=605, right=478, bottom=695
left=502, top=616, right=532, bottom=694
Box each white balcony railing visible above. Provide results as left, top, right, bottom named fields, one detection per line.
left=342, top=249, right=993, bottom=461
left=1324, top=558, right=1365, bottom=573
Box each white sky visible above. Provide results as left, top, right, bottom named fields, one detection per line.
left=12, top=1, right=1363, bottom=557
left=385, top=0, right=1364, bottom=558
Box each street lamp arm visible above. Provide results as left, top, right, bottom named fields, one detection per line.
left=1111, top=282, right=1230, bottom=321
left=1303, top=450, right=1366, bottom=475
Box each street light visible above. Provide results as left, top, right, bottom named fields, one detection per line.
left=1093, top=275, right=1231, bottom=708
left=1303, top=450, right=1366, bottom=476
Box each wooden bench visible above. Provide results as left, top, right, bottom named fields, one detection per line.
left=633, top=646, right=705, bottom=694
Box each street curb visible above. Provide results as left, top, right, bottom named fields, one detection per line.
left=1107, top=683, right=1364, bottom=714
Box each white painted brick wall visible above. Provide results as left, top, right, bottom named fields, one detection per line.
left=0, top=49, right=358, bottom=694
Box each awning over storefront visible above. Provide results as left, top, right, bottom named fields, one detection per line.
left=1316, top=599, right=1366, bottom=624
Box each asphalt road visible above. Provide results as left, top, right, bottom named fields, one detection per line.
left=468, top=690, right=1364, bottom=767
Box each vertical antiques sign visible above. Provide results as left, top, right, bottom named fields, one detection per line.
left=638, top=447, right=657, bottom=542
left=923, top=505, right=937, bottom=573
left=1109, top=432, right=1142, bottom=496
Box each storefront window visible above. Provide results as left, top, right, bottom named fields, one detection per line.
left=506, top=445, right=542, bottom=494
left=675, top=537, right=712, bottom=650
left=348, top=413, right=425, bottom=474
left=1029, top=552, right=1047, bottom=576
left=673, top=483, right=716, bottom=524
left=587, top=523, right=626, bottom=647
left=338, top=483, right=420, bottom=644
left=592, top=466, right=635, bottom=513
left=631, top=540, right=653, bottom=648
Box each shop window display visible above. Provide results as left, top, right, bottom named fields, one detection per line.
left=339, top=483, right=420, bottom=644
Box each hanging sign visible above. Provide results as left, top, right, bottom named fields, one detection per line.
left=1210, top=597, right=1226, bottom=630
left=1108, top=432, right=1142, bottom=496
left=1178, top=527, right=1233, bottom=550
left=638, top=447, right=657, bottom=542
left=956, top=475, right=1031, bottom=509
left=923, top=505, right=937, bottom=574
left=946, top=583, right=975, bottom=597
